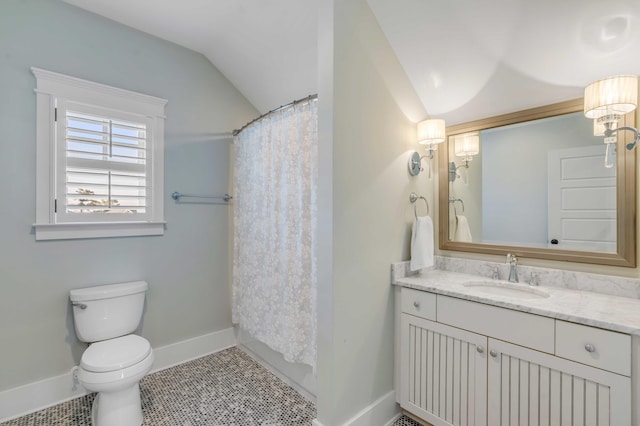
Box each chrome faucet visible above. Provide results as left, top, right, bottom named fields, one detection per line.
left=506, top=253, right=518, bottom=283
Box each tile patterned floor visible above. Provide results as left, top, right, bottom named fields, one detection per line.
left=394, top=416, right=426, bottom=426
left=1, top=346, right=424, bottom=425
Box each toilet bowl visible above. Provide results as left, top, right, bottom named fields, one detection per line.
left=78, top=335, right=154, bottom=426
left=70, top=281, right=153, bottom=426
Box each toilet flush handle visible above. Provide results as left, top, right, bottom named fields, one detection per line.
left=72, top=303, right=87, bottom=310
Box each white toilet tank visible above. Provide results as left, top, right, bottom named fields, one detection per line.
left=70, top=281, right=148, bottom=343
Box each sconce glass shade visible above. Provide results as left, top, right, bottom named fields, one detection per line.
left=454, top=133, right=480, bottom=157
left=584, top=75, right=638, bottom=119
left=417, top=118, right=446, bottom=145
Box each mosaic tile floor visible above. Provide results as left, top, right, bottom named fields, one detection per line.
left=392, top=415, right=424, bottom=426
left=1, top=347, right=424, bottom=425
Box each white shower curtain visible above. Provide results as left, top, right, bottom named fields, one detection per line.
left=232, top=97, right=317, bottom=369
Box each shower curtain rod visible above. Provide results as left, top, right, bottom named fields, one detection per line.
left=232, top=94, right=318, bottom=136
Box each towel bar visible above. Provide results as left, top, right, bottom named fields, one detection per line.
left=171, top=192, right=233, bottom=202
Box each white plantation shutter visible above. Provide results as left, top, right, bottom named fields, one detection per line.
left=33, top=67, right=166, bottom=240
left=55, top=101, right=154, bottom=223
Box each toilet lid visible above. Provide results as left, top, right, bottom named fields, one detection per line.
left=81, top=335, right=151, bottom=373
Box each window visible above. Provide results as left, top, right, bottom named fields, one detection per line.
left=59, top=105, right=149, bottom=220
left=32, top=68, right=167, bottom=240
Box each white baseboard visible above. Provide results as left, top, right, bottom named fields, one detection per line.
left=0, top=372, right=87, bottom=424
left=383, top=413, right=403, bottom=426
left=313, top=390, right=399, bottom=426
left=0, top=328, right=236, bottom=422
left=151, top=327, right=236, bottom=373
left=343, top=390, right=399, bottom=426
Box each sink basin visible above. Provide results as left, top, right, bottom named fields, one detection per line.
left=462, top=281, right=550, bottom=299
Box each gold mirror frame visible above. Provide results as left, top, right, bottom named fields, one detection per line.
left=438, top=98, right=637, bottom=267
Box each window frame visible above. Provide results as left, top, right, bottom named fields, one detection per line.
left=32, top=67, right=167, bottom=240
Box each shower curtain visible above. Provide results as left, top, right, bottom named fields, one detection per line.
left=232, top=97, right=318, bottom=369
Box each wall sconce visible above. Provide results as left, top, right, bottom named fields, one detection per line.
left=449, top=133, right=479, bottom=182
left=408, top=118, right=446, bottom=176
left=584, top=75, right=639, bottom=168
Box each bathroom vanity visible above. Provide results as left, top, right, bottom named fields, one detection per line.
left=393, top=264, right=640, bottom=426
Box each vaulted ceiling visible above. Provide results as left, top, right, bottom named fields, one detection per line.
left=64, top=0, right=640, bottom=124
left=63, top=0, right=318, bottom=114
left=367, top=0, right=640, bottom=123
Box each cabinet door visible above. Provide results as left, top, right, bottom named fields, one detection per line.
left=487, top=338, right=631, bottom=426
left=400, top=314, right=487, bottom=426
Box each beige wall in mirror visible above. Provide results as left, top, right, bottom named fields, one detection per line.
left=438, top=98, right=637, bottom=268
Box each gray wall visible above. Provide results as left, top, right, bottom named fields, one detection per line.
left=0, top=0, right=257, bottom=392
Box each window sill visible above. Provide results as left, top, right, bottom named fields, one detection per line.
left=33, top=221, right=166, bottom=241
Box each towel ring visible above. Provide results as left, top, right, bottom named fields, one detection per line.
left=410, top=192, right=429, bottom=218
left=450, top=198, right=465, bottom=215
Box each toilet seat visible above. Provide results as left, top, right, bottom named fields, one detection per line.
left=81, top=335, right=151, bottom=373
left=78, top=348, right=154, bottom=387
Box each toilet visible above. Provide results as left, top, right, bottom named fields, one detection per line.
left=70, top=281, right=154, bottom=426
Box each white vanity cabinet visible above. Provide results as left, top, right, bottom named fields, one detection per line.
left=487, top=338, right=630, bottom=425
left=397, top=287, right=633, bottom=426
left=400, top=314, right=487, bottom=426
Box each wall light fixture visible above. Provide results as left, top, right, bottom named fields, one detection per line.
left=408, top=118, right=446, bottom=176
left=449, top=133, right=479, bottom=182
left=584, top=75, right=639, bottom=168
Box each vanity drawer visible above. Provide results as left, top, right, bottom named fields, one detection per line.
left=401, top=288, right=436, bottom=321
left=555, top=320, right=631, bottom=376
left=437, top=295, right=555, bottom=353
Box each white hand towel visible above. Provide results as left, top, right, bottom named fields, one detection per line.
left=454, top=215, right=473, bottom=242
left=410, top=216, right=434, bottom=271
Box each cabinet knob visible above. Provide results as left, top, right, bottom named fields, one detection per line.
left=413, top=301, right=420, bottom=309
left=476, top=346, right=484, bottom=354
left=585, top=343, right=596, bottom=353
left=489, top=350, right=498, bottom=358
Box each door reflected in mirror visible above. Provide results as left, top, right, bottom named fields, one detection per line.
left=439, top=99, right=636, bottom=267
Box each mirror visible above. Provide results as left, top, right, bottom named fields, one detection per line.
left=438, top=99, right=636, bottom=267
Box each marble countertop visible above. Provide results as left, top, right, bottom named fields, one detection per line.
left=394, top=269, right=640, bottom=336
